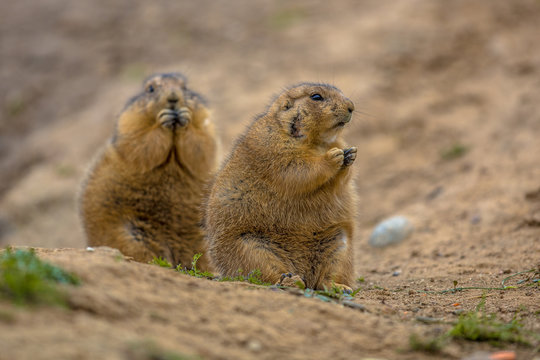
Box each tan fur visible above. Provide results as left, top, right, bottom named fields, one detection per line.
left=79, top=73, right=217, bottom=270
left=204, top=83, right=357, bottom=289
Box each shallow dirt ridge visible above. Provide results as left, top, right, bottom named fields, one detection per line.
left=1, top=0, right=539, bottom=359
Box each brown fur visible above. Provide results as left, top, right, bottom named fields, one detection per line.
left=79, top=73, right=217, bottom=269
left=204, top=83, right=357, bottom=290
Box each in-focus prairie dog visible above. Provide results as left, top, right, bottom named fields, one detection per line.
left=204, top=83, right=357, bottom=289
left=79, top=73, right=217, bottom=269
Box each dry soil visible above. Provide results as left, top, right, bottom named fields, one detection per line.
left=0, top=1, right=539, bottom=359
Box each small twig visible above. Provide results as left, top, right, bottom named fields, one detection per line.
left=501, top=268, right=536, bottom=288
left=461, top=293, right=494, bottom=301
left=416, top=268, right=537, bottom=295
left=420, top=286, right=507, bottom=295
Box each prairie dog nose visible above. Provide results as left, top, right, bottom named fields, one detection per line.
left=345, top=99, right=355, bottom=113
left=167, top=92, right=179, bottom=104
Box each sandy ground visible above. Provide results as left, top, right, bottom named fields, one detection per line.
left=0, top=1, right=539, bottom=359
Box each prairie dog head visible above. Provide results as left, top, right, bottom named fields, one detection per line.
left=271, top=83, right=354, bottom=144
left=117, top=73, right=210, bottom=137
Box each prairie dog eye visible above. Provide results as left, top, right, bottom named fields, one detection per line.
left=146, top=85, right=155, bottom=93
left=310, top=94, right=323, bottom=101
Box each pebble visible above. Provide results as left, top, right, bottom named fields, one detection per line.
left=415, top=316, right=444, bottom=324
left=247, top=340, right=262, bottom=352
left=461, top=351, right=515, bottom=360
left=470, top=214, right=482, bottom=225
left=342, top=301, right=367, bottom=312
left=368, top=216, right=414, bottom=247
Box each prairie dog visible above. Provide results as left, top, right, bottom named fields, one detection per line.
left=79, top=73, right=217, bottom=269
left=204, top=83, right=357, bottom=289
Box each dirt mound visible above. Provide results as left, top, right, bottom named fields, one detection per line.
left=1, top=247, right=537, bottom=360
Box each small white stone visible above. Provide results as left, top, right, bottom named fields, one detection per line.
left=247, top=340, right=262, bottom=352
left=368, top=216, right=413, bottom=247
left=86, top=247, right=95, bottom=252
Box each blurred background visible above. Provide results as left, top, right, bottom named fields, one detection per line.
left=1, top=0, right=539, bottom=275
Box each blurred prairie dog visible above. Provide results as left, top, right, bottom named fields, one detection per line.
left=79, top=73, right=217, bottom=269
left=204, top=83, right=357, bottom=290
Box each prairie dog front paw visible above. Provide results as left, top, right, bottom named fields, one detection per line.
left=342, top=147, right=357, bottom=167
left=277, top=273, right=306, bottom=288
left=326, top=147, right=345, bottom=168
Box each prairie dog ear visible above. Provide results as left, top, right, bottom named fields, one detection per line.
left=282, top=98, right=293, bottom=111
left=290, top=112, right=304, bottom=138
